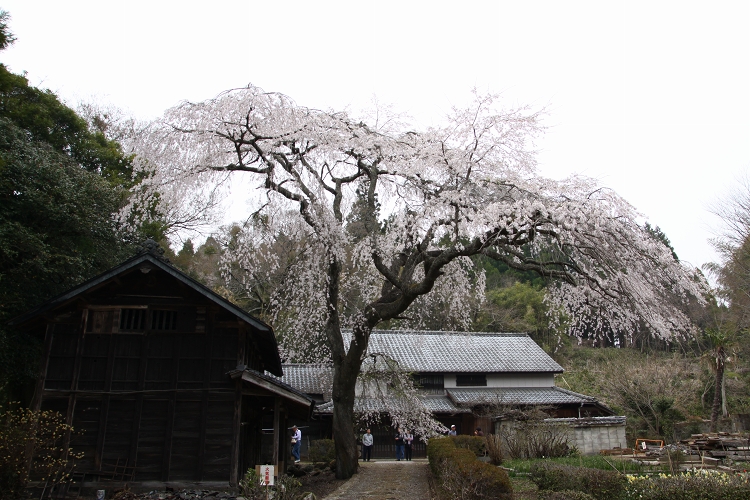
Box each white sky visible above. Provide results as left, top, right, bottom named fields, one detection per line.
left=2, top=0, right=749, bottom=269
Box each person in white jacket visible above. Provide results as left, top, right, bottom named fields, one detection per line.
left=291, top=425, right=302, bottom=463
left=362, top=429, right=374, bottom=461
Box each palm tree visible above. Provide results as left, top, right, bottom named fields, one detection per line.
left=702, top=327, right=737, bottom=432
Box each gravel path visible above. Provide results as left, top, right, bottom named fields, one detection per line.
left=321, top=460, right=431, bottom=500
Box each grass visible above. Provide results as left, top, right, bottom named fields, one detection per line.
left=502, top=455, right=648, bottom=476
left=509, top=476, right=539, bottom=499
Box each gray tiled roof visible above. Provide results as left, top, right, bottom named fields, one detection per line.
left=447, top=387, right=599, bottom=406
left=315, top=395, right=471, bottom=414
left=348, top=330, right=563, bottom=373
left=313, top=388, right=600, bottom=415
left=422, top=396, right=471, bottom=414
left=278, top=364, right=333, bottom=395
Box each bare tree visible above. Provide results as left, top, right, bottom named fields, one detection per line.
left=129, top=86, right=705, bottom=478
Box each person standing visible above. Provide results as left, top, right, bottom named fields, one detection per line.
left=362, top=428, right=374, bottom=461
left=291, top=425, right=302, bottom=463
left=403, top=429, right=414, bottom=461
left=474, top=427, right=484, bottom=436
left=394, top=427, right=405, bottom=461
left=448, top=425, right=457, bottom=436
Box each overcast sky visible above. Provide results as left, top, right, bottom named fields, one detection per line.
left=2, top=1, right=749, bottom=270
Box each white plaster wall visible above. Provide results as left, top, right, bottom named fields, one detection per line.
left=495, top=419, right=627, bottom=456
left=569, top=424, right=627, bottom=455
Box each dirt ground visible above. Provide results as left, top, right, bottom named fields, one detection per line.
left=320, top=460, right=431, bottom=500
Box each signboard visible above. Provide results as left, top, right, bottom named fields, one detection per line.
left=257, top=464, right=274, bottom=486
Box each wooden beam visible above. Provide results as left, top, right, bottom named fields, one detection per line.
left=30, top=323, right=55, bottom=412
left=229, top=379, right=242, bottom=487
left=129, top=333, right=149, bottom=468
left=63, top=309, right=88, bottom=461
left=272, top=398, right=280, bottom=468
left=197, top=328, right=213, bottom=480
left=160, top=334, right=179, bottom=482
left=94, top=332, right=118, bottom=469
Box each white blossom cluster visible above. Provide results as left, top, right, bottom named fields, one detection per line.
left=128, top=84, right=705, bottom=346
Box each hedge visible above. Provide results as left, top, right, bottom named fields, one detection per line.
left=427, top=436, right=512, bottom=499
left=529, top=462, right=625, bottom=500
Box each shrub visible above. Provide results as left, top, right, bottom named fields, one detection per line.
left=428, top=436, right=512, bottom=499
left=308, top=438, right=335, bottom=465
left=427, top=436, right=458, bottom=475
left=239, top=468, right=304, bottom=500
left=623, top=470, right=750, bottom=500
left=529, top=462, right=625, bottom=500
left=485, top=434, right=503, bottom=465
left=0, top=405, right=81, bottom=499
left=452, top=435, right=486, bottom=456
left=497, top=408, right=571, bottom=459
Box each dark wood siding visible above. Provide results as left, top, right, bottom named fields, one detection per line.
left=39, top=310, right=243, bottom=482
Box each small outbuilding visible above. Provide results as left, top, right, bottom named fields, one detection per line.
left=10, top=240, right=313, bottom=488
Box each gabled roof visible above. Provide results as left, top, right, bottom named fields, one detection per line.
left=348, top=330, right=563, bottom=373
left=10, top=240, right=283, bottom=375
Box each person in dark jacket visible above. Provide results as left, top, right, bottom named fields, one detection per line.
left=394, top=428, right=405, bottom=461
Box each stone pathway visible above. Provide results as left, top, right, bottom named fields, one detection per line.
left=322, top=460, right=431, bottom=500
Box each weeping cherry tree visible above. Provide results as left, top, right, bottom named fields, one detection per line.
left=128, top=86, right=706, bottom=479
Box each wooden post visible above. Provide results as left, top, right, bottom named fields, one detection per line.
left=95, top=332, right=118, bottom=469
left=272, top=398, right=280, bottom=469
left=63, top=310, right=88, bottom=461
left=229, top=378, right=243, bottom=487
left=129, top=332, right=149, bottom=465
left=160, top=333, right=180, bottom=482
left=30, top=323, right=55, bottom=412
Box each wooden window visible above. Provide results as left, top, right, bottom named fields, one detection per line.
left=87, top=309, right=118, bottom=333
left=151, top=310, right=177, bottom=331
left=119, top=308, right=146, bottom=332
left=414, top=374, right=445, bottom=394
left=456, top=374, right=487, bottom=387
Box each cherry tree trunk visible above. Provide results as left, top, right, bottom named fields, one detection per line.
left=331, top=366, right=359, bottom=479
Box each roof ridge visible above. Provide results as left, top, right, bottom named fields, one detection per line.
left=361, top=329, right=529, bottom=337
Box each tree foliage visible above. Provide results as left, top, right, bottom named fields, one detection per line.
left=130, top=85, right=706, bottom=478
left=0, top=16, right=147, bottom=403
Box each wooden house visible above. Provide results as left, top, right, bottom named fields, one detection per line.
left=281, top=330, right=619, bottom=458
left=10, top=240, right=313, bottom=488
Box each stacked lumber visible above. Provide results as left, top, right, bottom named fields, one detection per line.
left=680, top=432, right=750, bottom=461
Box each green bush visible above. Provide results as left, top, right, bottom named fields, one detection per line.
left=427, top=436, right=458, bottom=475
left=623, top=470, right=750, bottom=500
left=428, top=437, right=512, bottom=499
left=239, top=469, right=304, bottom=500
left=308, top=438, right=335, bottom=465
left=452, top=435, right=486, bottom=456
left=529, top=462, right=625, bottom=500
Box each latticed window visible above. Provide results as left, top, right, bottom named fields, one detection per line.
left=456, top=374, right=487, bottom=387
left=151, top=309, right=178, bottom=331
left=119, top=308, right=146, bottom=331
left=414, top=374, right=444, bottom=394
